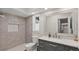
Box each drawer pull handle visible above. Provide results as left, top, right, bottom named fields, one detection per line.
left=49, top=44, right=57, bottom=47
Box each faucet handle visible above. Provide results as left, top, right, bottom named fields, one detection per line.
left=55, top=33, right=57, bottom=38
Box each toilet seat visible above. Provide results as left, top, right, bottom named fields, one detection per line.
left=25, top=43, right=37, bottom=51
left=25, top=36, right=38, bottom=51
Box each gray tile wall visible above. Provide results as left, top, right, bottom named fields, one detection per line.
left=0, top=14, right=25, bottom=50
left=25, top=16, right=32, bottom=43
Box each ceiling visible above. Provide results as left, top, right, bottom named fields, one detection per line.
left=0, top=8, right=73, bottom=17
left=0, top=8, right=45, bottom=17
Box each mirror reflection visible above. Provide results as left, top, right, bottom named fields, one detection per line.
left=32, top=8, right=78, bottom=39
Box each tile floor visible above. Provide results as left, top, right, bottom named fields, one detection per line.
left=7, top=43, right=37, bottom=51
left=7, top=43, right=25, bottom=51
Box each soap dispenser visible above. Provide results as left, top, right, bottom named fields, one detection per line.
left=48, top=32, right=51, bottom=37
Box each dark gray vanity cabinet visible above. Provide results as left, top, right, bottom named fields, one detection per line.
left=37, top=39, right=79, bottom=51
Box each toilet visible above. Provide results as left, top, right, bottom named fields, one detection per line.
left=25, top=36, right=38, bottom=51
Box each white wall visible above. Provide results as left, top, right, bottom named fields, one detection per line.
left=39, top=14, right=46, bottom=34
left=45, top=15, right=58, bottom=35
left=71, top=9, right=78, bottom=36
left=78, top=9, right=79, bottom=38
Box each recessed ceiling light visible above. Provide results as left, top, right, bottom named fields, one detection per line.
left=32, top=11, right=38, bottom=15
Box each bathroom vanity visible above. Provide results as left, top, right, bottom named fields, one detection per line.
left=32, top=8, right=79, bottom=51
left=37, top=36, right=79, bottom=51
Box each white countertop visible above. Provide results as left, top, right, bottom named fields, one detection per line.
left=37, top=36, right=79, bottom=48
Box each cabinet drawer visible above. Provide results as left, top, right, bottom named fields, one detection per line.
left=39, top=39, right=63, bottom=47
left=37, top=46, right=49, bottom=51
left=39, top=39, right=61, bottom=51
left=64, top=46, right=79, bottom=51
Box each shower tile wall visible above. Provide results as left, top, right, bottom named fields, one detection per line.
left=0, top=13, right=25, bottom=50
left=25, top=16, right=32, bottom=43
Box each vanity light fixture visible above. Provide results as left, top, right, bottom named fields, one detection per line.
left=35, top=16, right=40, bottom=24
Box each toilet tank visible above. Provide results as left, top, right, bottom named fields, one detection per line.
left=32, top=36, right=38, bottom=43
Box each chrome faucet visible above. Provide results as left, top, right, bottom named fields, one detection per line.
left=53, top=33, right=57, bottom=38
